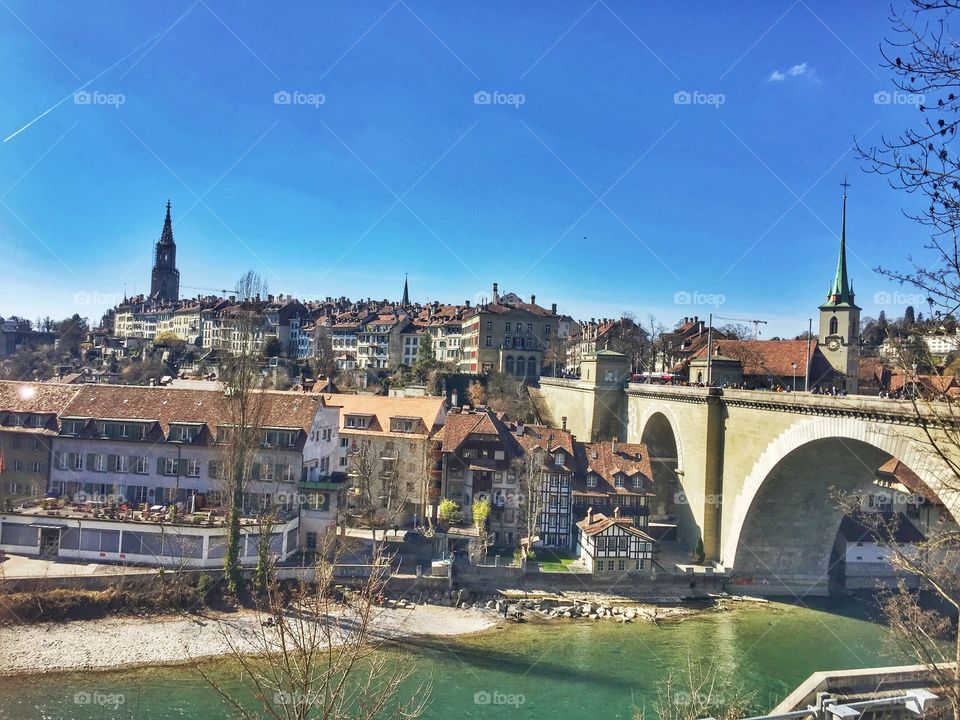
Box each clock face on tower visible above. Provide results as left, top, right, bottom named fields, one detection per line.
left=827, top=337, right=841, bottom=351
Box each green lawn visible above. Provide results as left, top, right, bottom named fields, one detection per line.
left=536, top=549, right=578, bottom=572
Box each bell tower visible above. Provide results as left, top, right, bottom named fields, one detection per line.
left=150, top=200, right=180, bottom=302
left=818, top=179, right=860, bottom=393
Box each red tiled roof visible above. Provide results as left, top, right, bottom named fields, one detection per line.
left=0, top=381, right=81, bottom=414
left=573, top=440, right=654, bottom=496
left=60, top=385, right=326, bottom=434
left=688, top=339, right=817, bottom=378
left=575, top=512, right=654, bottom=540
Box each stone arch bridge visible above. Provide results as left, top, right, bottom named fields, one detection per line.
left=537, top=380, right=960, bottom=595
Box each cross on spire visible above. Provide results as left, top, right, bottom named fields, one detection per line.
left=840, top=175, right=851, bottom=195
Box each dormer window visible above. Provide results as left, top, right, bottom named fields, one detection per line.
left=615, top=474, right=625, bottom=488
left=555, top=451, right=566, bottom=465
left=632, top=475, right=643, bottom=489
left=390, top=417, right=416, bottom=433
left=586, top=474, right=597, bottom=488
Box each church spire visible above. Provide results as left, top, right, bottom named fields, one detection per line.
left=826, top=178, right=854, bottom=306
left=401, top=273, right=410, bottom=306
left=159, top=199, right=175, bottom=246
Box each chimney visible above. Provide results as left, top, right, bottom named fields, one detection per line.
left=613, top=506, right=621, bottom=519
left=551, top=303, right=557, bottom=314
left=530, top=294, right=536, bottom=305
left=586, top=506, right=594, bottom=525
left=561, top=416, right=567, bottom=431
left=451, top=389, right=459, bottom=407
left=611, top=437, right=617, bottom=454
left=492, top=283, right=499, bottom=303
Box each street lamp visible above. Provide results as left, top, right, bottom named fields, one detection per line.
left=791, top=362, right=797, bottom=392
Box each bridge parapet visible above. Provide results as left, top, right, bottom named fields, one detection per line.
left=628, top=384, right=944, bottom=425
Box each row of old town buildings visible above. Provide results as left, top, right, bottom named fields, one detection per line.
left=0, top=378, right=658, bottom=573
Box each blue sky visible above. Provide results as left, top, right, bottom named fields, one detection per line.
left=0, top=1, right=937, bottom=337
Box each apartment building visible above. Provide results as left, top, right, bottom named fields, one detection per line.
left=0, top=382, right=80, bottom=507
left=0, top=384, right=341, bottom=565
left=460, top=284, right=560, bottom=377
left=322, top=393, right=447, bottom=526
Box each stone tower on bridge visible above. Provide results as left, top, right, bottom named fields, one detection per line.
left=818, top=184, right=860, bottom=393
left=150, top=200, right=180, bottom=303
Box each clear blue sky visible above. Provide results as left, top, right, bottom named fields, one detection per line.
left=0, top=1, right=936, bottom=337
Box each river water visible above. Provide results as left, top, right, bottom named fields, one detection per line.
left=0, top=598, right=913, bottom=720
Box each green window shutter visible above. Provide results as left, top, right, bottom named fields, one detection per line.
left=179, top=459, right=188, bottom=476
left=275, top=464, right=284, bottom=482
left=156, top=457, right=164, bottom=475
left=86, top=453, right=96, bottom=472
left=108, top=455, right=117, bottom=472
left=128, top=456, right=137, bottom=473
left=251, top=464, right=261, bottom=481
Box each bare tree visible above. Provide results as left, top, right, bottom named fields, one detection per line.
left=635, top=658, right=755, bottom=720
left=512, top=447, right=545, bottom=556
left=220, top=270, right=269, bottom=594
left=199, top=536, right=431, bottom=720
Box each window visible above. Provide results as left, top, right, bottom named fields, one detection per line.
left=322, top=428, right=332, bottom=441
left=555, top=451, right=566, bottom=465
left=829, top=317, right=838, bottom=335
left=164, top=458, right=178, bottom=476
left=30, top=461, right=41, bottom=474
left=320, top=457, right=330, bottom=472
left=632, top=476, right=642, bottom=488
left=13, top=460, right=23, bottom=472
left=186, top=459, right=201, bottom=477
left=545, top=324, right=551, bottom=336
left=527, top=323, right=533, bottom=332
left=73, top=453, right=83, bottom=471
left=306, top=532, right=317, bottom=550
left=339, top=456, right=348, bottom=467
left=116, top=456, right=129, bottom=473
left=95, top=454, right=107, bottom=472
left=618, top=559, right=626, bottom=571
left=261, top=463, right=274, bottom=481
left=340, top=437, right=350, bottom=448
left=615, top=474, right=625, bottom=488
left=486, top=321, right=492, bottom=331
left=586, top=474, right=597, bottom=488
left=505, top=322, right=511, bottom=332
left=485, top=335, right=492, bottom=348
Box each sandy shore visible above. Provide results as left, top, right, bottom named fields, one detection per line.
left=0, top=604, right=498, bottom=675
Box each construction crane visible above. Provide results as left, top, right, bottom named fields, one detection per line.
left=711, top=314, right=768, bottom=340
left=705, top=313, right=769, bottom=386
left=181, top=284, right=232, bottom=296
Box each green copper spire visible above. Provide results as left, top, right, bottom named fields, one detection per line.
left=825, top=179, right=854, bottom=306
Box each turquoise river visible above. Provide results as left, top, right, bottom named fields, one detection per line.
left=0, top=598, right=915, bottom=719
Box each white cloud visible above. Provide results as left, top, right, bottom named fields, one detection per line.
left=768, top=62, right=809, bottom=82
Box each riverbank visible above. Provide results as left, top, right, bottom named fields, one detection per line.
left=0, top=603, right=498, bottom=675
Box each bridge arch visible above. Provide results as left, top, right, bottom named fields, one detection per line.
left=638, top=404, right=698, bottom=546
left=723, top=416, right=959, bottom=589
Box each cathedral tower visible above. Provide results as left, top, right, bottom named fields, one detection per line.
left=150, top=200, right=180, bottom=302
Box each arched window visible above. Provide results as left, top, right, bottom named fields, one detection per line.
left=515, top=357, right=526, bottom=377
left=528, top=357, right=538, bottom=377
left=829, top=317, right=838, bottom=335
left=505, top=356, right=514, bottom=374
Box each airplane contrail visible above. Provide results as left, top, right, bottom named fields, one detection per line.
left=4, top=31, right=162, bottom=143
